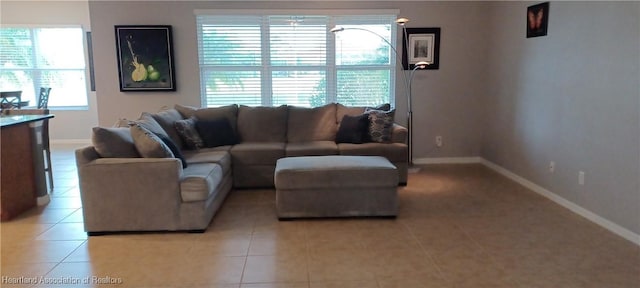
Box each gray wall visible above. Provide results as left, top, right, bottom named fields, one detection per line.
left=482, top=1, right=640, bottom=235
left=87, top=1, right=487, bottom=160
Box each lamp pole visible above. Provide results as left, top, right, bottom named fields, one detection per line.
left=408, top=61, right=428, bottom=167
left=331, top=20, right=429, bottom=167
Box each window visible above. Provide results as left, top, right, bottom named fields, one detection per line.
left=0, top=27, right=88, bottom=108
left=196, top=12, right=398, bottom=107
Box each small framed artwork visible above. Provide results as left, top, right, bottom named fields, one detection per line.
left=115, top=25, right=176, bottom=91
left=402, top=27, right=441, bottom=70
left=527, top=2, right=550, bottom=38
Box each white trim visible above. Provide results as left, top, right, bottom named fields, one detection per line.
left=413, top=157, right=482, bottom=165
left=480, top=158, right=640, bottom=246
left=194, top=9, right=400, bottom=16
left=51, top=139, right=91, bottom=145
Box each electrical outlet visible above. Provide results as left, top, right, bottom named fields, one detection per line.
left=435, top=136, right=443, bottom=147
left=578, top=171, right=585, bottom=185
left=549, top=161, right=555, bottom=173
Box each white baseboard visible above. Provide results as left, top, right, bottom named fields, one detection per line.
left=51, top=139, right=91, bottom=145
left=412, top=156, right=640, bottom=246
left=37, top=194, right=50, bottom=206
left=413, top=157, right=482, bottom=165
left=480, top=158, right=640, bottom=246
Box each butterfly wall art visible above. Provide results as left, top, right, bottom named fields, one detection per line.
left=527, top=2, right=549, bottom=38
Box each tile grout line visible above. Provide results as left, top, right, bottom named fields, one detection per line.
left=399, top=220, right=450, bottom=285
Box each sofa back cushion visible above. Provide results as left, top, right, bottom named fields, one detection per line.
left=287, top=103, right=337, bottom=142
left=336, top=103, right=366, bottom=126
left=237, top=105, right=288, bottom=142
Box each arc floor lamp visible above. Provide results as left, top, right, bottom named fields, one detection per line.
left=331, top=18, right=429, bottom=167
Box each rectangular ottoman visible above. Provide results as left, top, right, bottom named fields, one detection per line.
left=274, top=155, right=399, bottom=219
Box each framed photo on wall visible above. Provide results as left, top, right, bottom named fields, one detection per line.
left=527, top=2, right=550, bottom=38
left=402, top=27, right=441, bottom=70
left=115, top=25, right=176, bottom=91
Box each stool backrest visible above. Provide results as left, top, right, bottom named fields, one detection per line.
left=0, top=91, right=22, bottom=110
left=37, top=87, right=52, bottom=109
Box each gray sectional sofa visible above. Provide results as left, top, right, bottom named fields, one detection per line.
left=75, top=103, right=408, bottom=234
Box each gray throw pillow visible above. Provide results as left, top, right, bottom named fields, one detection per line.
left=365, top=108, right=396, bottom=143
left=150, top=108, right=184, bottom=150
left=130, top=124, right=174, bottom=158
left=174, top=117, right=204, bottom=150
left=91, top=127, right=140, bottom=158
left=135, top=113, right=170, bottom=138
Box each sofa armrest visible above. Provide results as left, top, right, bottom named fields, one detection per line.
left=391, top=123, right=408, bottom=144
left=76, top=148, right=185, bottom=232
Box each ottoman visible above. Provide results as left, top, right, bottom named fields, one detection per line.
left=274, top=155, right=399, bottom=219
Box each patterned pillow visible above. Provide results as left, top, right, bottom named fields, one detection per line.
left=174, top=117, right=204, bottom=150
left=365, top=108, right=396, bottom=143
left=130, top=124, right=174, bottom=158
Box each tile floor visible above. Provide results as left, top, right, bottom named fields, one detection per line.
left=1, top=144, right=639, bottom=288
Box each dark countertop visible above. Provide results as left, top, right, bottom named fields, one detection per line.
left=0, top=114, right=54, bottom=128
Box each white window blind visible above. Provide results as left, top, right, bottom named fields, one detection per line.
left=0, top=27, right=88, bottom=108
left=196, top=12, right=397, bottom=107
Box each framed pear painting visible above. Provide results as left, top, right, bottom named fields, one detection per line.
left=115, top=25, right=176, bottom=91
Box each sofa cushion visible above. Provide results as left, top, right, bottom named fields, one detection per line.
left=335, top=114, right=370, bottom=144
left=182, top=149, right=232, bottom=173
left=230, top=142, right=286, bottom=165
left=157, top=134, right=187, bottom=168
left=180, top=163, right=223, bottom=202
left=285, top=141, right=338, bottom=157
left=149, top=108, right=184, bottom=150
left=237, top=105, right=288, bottom=142
left=174, top=104, right=198, bottom=118
left=91, top=127, right=140, bottom=158
left=287, top=103, right=337, bottom=142
left=338, top=142, right=407, bottom=162
left=175, top=104, right=239, bottom=134
left=196, top=118, right=238, bottom=148
left=365, top=108, right=396, bottom=143
left=174, top=117, right=205, bottom=150
left=130, top=124, right=174, bottom=158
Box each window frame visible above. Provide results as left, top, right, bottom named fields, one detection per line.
left=195, top=9, right=400, bottom=108
left=0, top=25, right=90, bottom=110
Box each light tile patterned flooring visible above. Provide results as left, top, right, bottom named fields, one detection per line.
left=1, top=144, right=639, bottom=287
